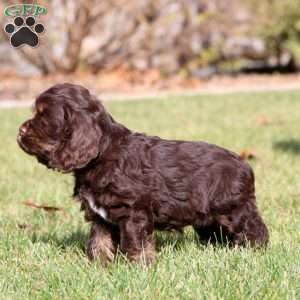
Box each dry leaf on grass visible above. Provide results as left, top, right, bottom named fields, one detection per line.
left=17, top=223, right=33, bottom=230
left=256, top=115, right=272, bottom=126
left=239, top=149, right=257, bottom=160
left=22, top=199, right=63, bottom=213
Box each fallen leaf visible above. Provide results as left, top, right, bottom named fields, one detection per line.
left=256, top=116, right=272, bottom=126
left=239, top=149, right=257, bottom=160
left=22, top=199, right=62, bottom=213
left=17, top=223, right=33, bottom=230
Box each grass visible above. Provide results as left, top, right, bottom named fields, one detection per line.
left=0, top=90, right=300, bottom=300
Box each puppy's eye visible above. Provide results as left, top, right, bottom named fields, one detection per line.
left=35, top=104, right=46, bottom=115
left=37, top=107, right=48, bottom=118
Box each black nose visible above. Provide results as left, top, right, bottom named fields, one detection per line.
left=19, top=126, right=27, bottom=135
left=19, top=121, right=30, bottom=136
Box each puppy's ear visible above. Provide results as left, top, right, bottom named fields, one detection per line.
left=50, top=105, right=102, bottom=172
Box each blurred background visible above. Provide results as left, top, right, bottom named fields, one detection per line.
left=0, top=0, right=300, bottom=100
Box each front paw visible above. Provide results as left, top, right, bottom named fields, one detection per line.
left=127, top=241, right=156, bottom=265
left=86, top=236, right=101, bottom=261
left=86, top=224, right=116, bottom=264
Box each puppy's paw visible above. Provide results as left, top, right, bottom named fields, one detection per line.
left=128, top=241, right=156, bottom=266
left=86, top=224, right=116, bottom=264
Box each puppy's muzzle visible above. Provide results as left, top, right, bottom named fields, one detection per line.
left=17, top=121, right=31, bottom=145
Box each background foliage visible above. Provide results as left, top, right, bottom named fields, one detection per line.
left=0, top=0, right=300, bottom=77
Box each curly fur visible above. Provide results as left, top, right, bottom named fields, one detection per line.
left=17, top=83, right=269, bottom=264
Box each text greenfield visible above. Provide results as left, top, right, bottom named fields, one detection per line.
left=4, top=4, right=47, bottom=17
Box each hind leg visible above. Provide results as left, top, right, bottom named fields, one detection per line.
left=215, top=201, right=269, bottom=248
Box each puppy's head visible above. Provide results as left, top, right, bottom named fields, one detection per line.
left=17, top=83, right=109, bottom=172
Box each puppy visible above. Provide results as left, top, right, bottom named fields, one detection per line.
left=18, top=83, right=268, bottom=264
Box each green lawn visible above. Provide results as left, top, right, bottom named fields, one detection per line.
left=0, top=90, right=299, bottom=300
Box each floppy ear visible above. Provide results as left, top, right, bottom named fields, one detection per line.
left=50, top=106, right=102, bottom=172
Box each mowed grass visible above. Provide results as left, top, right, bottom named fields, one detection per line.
left=0, top=90, right=300, bottom=300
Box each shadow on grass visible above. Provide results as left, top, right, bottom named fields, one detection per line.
left=31, top=229, right=189, bottom=253
left=273, top=139, right=300, bottom=154
left=155, top=231, right=189, bottom=252
left=30, top=228, right=197, bottom=255
left=30, top=228, right=226, bottom=256
left=31, top=229, right=87, bottom=253
left=154, top=229, right=224, bottom=252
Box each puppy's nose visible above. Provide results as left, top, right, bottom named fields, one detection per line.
left=19, top=125, right=27, bottom=135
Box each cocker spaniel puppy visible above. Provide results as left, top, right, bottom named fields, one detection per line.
left=18, top=83, right=268, bottom=264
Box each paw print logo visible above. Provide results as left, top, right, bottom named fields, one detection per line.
left=4, top=16, right=45, bottom=48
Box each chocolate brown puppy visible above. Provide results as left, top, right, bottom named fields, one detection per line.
left=17, top=83, right=268, bottom=264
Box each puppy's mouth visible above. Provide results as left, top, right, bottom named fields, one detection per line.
left=37, top=156, right=53, bottom=169
left=17, top=133, right=30, bottom=153
left=17, top=134, right=37, bottom=155
left=17, top=134, right=50, bottom=162
left=18, top=136, right=62, bottom=172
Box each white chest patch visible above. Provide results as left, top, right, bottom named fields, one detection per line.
left=85, top=194, right=108, bottom=220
